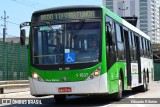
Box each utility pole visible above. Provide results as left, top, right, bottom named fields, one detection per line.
left=1, top=10, right=9, bottom=42
left=119, top=0, right=128, bottom=17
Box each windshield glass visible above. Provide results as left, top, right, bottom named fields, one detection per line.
left=32, top=21, right=101, bottom=65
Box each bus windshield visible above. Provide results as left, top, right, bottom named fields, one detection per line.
left=32, top=21, right=101, bottom=65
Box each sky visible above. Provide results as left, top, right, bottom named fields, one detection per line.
left=0, top=0, right=103, bottom=38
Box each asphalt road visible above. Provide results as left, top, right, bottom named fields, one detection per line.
left=0, top=80, right=160, bottom=107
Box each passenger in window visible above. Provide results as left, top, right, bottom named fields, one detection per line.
left=88, top=40, right=99, bottom=61
left=55, top=37, right=63, bottom=54
left=90, top=40, right=98, bottom=52
left=54, top=37, right=64, bottom=64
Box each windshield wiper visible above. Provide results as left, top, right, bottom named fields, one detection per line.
left=72, top=19, right=86, bottom=39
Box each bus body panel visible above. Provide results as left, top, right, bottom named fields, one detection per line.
left=29, top=77, right=37, bottom=95
left=140, top=57, right=153, bottom=84
left=131, top=57, right=153, bottom=88
left=140, top=57, right=153, bottom=75
left=107, top=62, right=126, bottom=94
left=29, top=73, right=108, bottom=95
left=26, top=6, right=154, bottom=97
left=30, top=63, right=101, bottom=83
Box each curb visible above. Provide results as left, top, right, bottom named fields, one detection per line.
left=0, top=80, right=29, bottom=94
left=0, top=91, right=30, bottom=98
left=0, top=80, right=29, bottom=85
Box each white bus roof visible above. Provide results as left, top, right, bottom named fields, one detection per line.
left=122, top=19, right=150, bottom=40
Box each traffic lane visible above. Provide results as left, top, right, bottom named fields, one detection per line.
left=134, top=81, right=160, bottom=98
left=1, top=91, right=135, bottom=107
left=3, top=88, right=160, bottom=107
left=0, top=96, right=114, bottom=107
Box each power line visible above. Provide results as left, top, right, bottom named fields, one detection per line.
left=11, top=0, right=51, bottom=10
left=11, top=0, right=38, bottom=9
left=0, top=32, right=18, bottom=38
left=0, top=18, right=19, bottom=26
left=22, top=0, right=50, bottom=7
left=7, top=20, right=19, bottom=25
left=10, top=16, right=28, bottom=22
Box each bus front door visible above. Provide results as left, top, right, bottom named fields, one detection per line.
left=123, top=28, right=131, bottom=87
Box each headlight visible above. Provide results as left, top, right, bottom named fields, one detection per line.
left=32, top=72, right=38, bottom=79
left=87, top=67, right=101, bottom=80
left=94, top=70, right=100, bottom=76
left=94, top=67, right=101, bottom=76
left=32, top=72, right=44, bottom=82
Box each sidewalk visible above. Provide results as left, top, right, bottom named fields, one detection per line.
left=0, top=89, right=30, bottom=98
left=0, top=80, right=29, bottom=94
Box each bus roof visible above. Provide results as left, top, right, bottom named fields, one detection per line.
left=33, top=5, right=103, bottom=14
left=122, top=19, right=150, bottom=40
left=104, top=7, right=150, bottom=40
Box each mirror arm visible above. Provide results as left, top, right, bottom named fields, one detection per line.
left=20, top=22, right=31, bottom=29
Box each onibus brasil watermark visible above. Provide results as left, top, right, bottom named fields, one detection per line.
left=1, top=98, right=42, bottom=105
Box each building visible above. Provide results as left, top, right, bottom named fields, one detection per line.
left=104, top=0, right=160, bottom=44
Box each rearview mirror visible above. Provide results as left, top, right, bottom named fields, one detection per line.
left=20, top=29, right=26, bottom=45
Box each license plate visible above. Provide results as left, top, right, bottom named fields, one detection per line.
left=58, top=87, right=72, bottom=93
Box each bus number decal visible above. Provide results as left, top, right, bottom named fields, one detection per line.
left=76, top=73, right=88, bottom=78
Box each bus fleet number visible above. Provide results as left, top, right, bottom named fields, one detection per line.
left=76, top=73, right=88, bottom=78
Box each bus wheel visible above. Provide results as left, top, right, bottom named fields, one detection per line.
left=112, top=75, right=123, bottom=100
left=54, top=95, right=66, bottom=103
left=140, top=73, right=148, bottom=92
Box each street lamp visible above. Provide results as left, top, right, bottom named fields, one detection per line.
left=145, top=28, right=160, bottom=33
left=145, top=28, right=160, bottom=44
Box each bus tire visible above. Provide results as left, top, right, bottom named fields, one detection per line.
left=140, top=73, right=148, bottom=92
left=112, top=75, right=123, bottom=100
left=54, top=95, right=66, bottom=103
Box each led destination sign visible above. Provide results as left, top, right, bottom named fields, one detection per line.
left=40, top=10, right=101, bottom=21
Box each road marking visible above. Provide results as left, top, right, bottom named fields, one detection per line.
left=127, top=95, right=135, bottom=98
left=135, top=104, right=146, bottom=107
left=126, top=95, right=146, bottom=107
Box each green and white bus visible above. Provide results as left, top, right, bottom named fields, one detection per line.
left=20, top=5, right=153, bottom=102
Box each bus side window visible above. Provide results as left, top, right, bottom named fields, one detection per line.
left=139, top=36, right=143, bottom=57
left=149, top=42, right=152, bottom=58
left=145, top=40, right=149, bottom=57
left=115, top=23, right=125, bottom=61
left=141, top=37, right=144, bottom=56
left=129, top=31, right=134, bottom=61
left=130, top=32, right=135, bottom=61
left=147, top=41, right=150, bottom=57
left=143, top=39, right=146, bottom=57
left=133, top=33, right=137, bottom=61
left=106, top=16, right=117, bottom=69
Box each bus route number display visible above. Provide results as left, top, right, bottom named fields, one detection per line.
left=40, top=10, right=100, bottom=21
